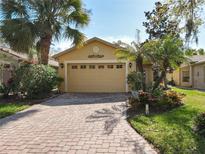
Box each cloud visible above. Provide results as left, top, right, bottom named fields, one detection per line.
left=52, top=40, right=73, bottom=53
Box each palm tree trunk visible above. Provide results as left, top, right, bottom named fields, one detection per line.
left=164, top=74, right=168, bottom=89
left=136, top=55, right=146, bottom=91
left=153, top=70, right=166, bottom=90
left=39, top=35, right=52, bottom=65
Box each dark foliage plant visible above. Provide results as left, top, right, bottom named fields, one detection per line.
left=0, top=78, right=15, bottom=98
left=194, top=113, right=205, bottom=137
left=129, top=89, right=185, bottom=112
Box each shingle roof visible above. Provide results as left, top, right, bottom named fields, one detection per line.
left=0, top=47, right=28, bottom=61
left=0, top=47, right=59, bottom=67
left=188, top=55, right=205, bottom=63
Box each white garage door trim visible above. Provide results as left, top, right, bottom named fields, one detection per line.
left=64, top=60, right=129, bottom=92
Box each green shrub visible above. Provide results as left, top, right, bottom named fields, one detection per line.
left=0, top=78, right=15, bottom=98
left=157, top=90, right=185, bottom=110
left=138, top=90, right=157, bottom=105
left=128, top=90, right=157, bottom=108
left=164, top=90, right=185, bottom=105
left=128, top=72, right=143, bottom=90
left=194, top=113, right=205, bottom=137
left=129, top=90, right=184, bottom=111
left=13, top=64, right=63, bottom=99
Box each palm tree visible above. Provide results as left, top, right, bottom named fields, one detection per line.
left=142, top=35, right=185, bottom=90
left=0, top=0, right=90, bottom=64
left=115, top=41, right=146, bottom=91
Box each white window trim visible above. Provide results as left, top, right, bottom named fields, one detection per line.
left=64, top=60, right=129, bottom=92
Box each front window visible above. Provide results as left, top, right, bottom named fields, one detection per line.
left=98, top=65, right=104, bottom=69
left=182, top=71, right=190, bottom=82
left=107, top=65, right=114, bottom=69
left=80, top=65, right=86, bottom=69
left=116, top=64, right=123, bottom=69
left=72, top=65, right=78, bottom=69
left=89, top=65, right=95, bottom=69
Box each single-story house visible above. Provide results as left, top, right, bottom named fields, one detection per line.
left=168, top=55, right=205, bottom=90
left=0, top=47, right=59, bottom=84
left=53, top=37, right=153, bottom=93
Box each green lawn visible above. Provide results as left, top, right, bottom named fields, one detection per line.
left=130, top=88, right=205, bottom=154
left=0, top=103, right=29, bottom=119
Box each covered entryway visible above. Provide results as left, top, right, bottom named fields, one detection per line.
left=67, top=63, right=126, bottom=92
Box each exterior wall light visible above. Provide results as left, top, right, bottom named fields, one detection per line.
left=129, top=62, right=132, bottom=68
left=60, top=63, right=64, bottom=68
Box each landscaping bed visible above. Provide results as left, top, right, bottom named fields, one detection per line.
left=129, top=87, right=205, bottom=154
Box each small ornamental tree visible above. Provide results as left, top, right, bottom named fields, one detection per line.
left=142, top=35, right=185, bottom=90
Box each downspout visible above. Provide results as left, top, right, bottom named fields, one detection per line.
left=189, top=64, right=193, bottom=88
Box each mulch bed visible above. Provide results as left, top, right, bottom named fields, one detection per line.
left=0, top=91, right=62, bottom=105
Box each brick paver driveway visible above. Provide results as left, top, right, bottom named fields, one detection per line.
left=0, top=93, right=157, bottom=154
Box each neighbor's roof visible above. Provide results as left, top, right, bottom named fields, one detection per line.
left=181, top=55, right=205, bottom=67
left=188, top=55, right=205, bottom=63
left=52, top=37, right=119, bottom=58
left=0, top=46, right=59, bottom=67
left=0, top=47, right=28, bottom=61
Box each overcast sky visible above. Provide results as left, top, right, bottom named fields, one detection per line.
left=53, top=0, right=205, bottom=53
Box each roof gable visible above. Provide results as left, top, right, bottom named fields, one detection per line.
left=53, top=37, right=118, bottom=58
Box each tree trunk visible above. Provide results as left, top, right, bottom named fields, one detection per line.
left=153, top=70, right=166, bottom=91
left=136, top=55, right=146, bottom=91
left=163, top=74, right=168, bottom=89
left=39, top=35, right=52, bottom=65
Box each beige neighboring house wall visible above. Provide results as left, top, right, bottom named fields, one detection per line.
left=179, top=66, right=192, bottom=87
left=192, top=62, right=205, bottom=89
left=53, top=37, right=153, bottom=93
left=170, top=55, right=205, bottom=90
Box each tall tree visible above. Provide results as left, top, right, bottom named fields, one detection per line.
left=143, top=2, right=179, bottom=40
left=142, top=35, right=185, bottom=90
left=168, top=0, right=204, bottom=43
left=0, top=0, right=90, bottom=64
left=185, top=48, right=205, bottom=56
left=143, top=1, right=180, bottom=85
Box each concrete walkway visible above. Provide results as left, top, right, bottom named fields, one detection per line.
left=0, top=93, right=157, bottom=154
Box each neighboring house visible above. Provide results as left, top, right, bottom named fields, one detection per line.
left=168, top=55, right=205, bottom=90
left=0, top=47, right=59, bottom=84
left=53, top=37, right=153, bottom=93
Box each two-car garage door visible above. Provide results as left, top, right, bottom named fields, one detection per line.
left=67, top=63, right=126, bottom=92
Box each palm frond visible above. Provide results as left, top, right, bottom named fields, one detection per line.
left=1, top=0, right=29, bottom=19
left=0, top=18, right=37, bottom=53
left=115, top=49, right=136, bottom=61
left=65, top=26, right=86, bottom=46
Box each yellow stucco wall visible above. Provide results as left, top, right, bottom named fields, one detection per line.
left=54, top=39, right=153, bottom=92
